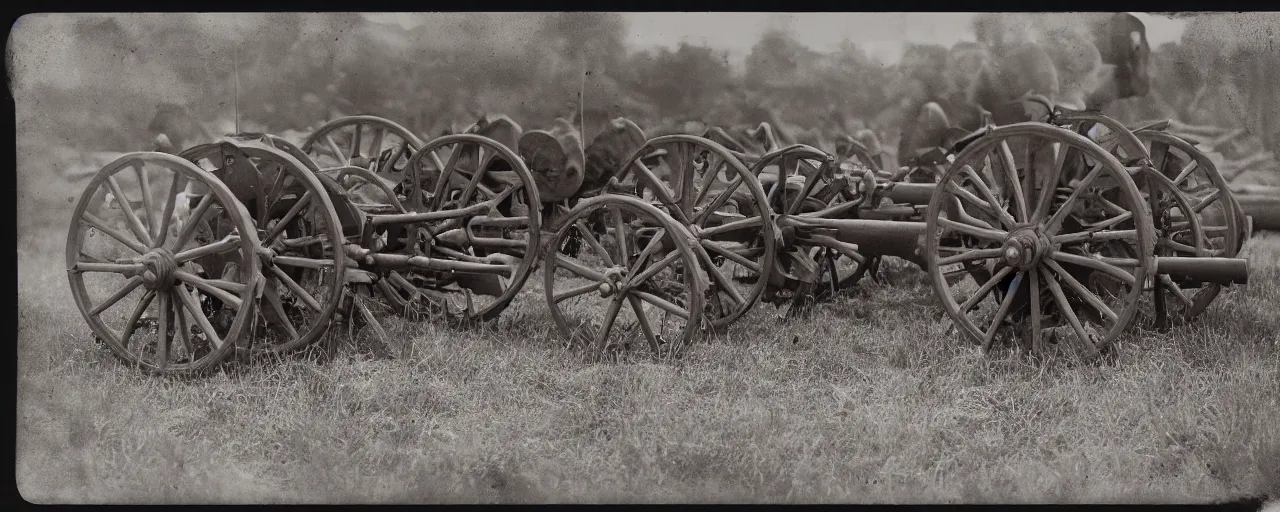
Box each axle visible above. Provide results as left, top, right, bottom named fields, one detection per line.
left=343, top=244, right=516, bottom=277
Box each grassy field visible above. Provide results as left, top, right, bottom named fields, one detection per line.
left=15, top=134, right=1280, bottom=504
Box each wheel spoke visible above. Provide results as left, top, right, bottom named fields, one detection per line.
left=156, top=291, right=171, bottom=371
left=267, top=264, right=322, bottom=311
left=263, top=165, right=290, bottom=205
left=82, top=212, right=149, bottom=254
left=1150, top=141, right=1171, bottom=178
left=1044, top=163, right=1106, bottom=235
left=699, top=216, right=764, bottom=238
left=325, top=135, right=349, bottom=166
left=175, top=235, right=241, bottom=263
left=694, top=244, right=746, bottom=307
left=103, top=174, right=154, bottom=248
left=173, top=294, right=195, bottom=357
left=958, top=265, right=1015, bottom=313
left=1050, top=251, right=1138, bottom=285
left=692, top=155, right=725, bottom=207
left=1172, top=160, right=1198, bottom=185
left=1158, top=238, right=1200, bottom=255
left=947, top=180, right=1013, bottom=230
left=633, top=291, right=689, bottom=320
left=612, top=206, right=630, bottom=268
left=938, top=217, right=1008, bottom=242
left=170, top=194, right=215, bottom=252
left=1028, top=267, right=1042, bottom=353
left=996, top=141, right=1029, bottom=223
left=627, top=228, right=667, bottom=279
left=701, top=240, right=762, bottom=273
left=1053, top=229, right=1138, bottom=246
left=263, top=284, right=300, bottom=340
left=574, top=221, right=614, bottom=266
left=959, top=165, right=1018, bottom=229
left=154, top=171, right=187, bottom=248
left=982, top=271, right=1022, bottom=350
left=1091, top=196, right=1131, bottom=218
left=119, top=289, right=156, bottom=352
left=627, top=295, right=663, bottom=353
left=89, top=276, right=145, bottom=316
left=628, top=251, right=681, bottom=286
left=262, top=190, right=315, bottom=244
left=175, top=270, right=244, bottom=310
left=1192, top=189, right=1221, bottom=214
left=367, top=128, right=386, bottom=161
left=429, top=144, right=465, bottom=210
left=156, top=291, right=170, bottom=372
left=175, top=285, right=224, bottom=349
left=133, top=162, right=156, bottom=237
left=349, top=124, right=363, bottom=159
left=554, top=254, right=607, bottom=282
left=678, top=145, right=699, bottom=216
left=1042, top=270, right=1098, bottom=355
left=552, top=282, right=600, bottom=303
left=1033, top=143, right=1071, bottom=223
left=73, top=262, right=145, bottom=275
left=693, top=175, right=746, bottom=225
left=593, top=297, right=626, bottom=350
left=938, top=247, right=1003, bottom=267
left=1043, top=259, right=1118, bottom=322
left=457, top=164, right=489, bottom=207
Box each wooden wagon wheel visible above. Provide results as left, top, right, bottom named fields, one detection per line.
left=544, top=194, right=707, bottom=360
left=1087, top=126, right=1241, bottom=258
left=925, top=123, right=1155, bottom=358
left=614, top=134, right=776, bottom=329
left=749, top=144, right=879, bottom=302
left=67, top=152, right=262, bottom=375
left=1082, top=126, right=1243, bottom=324
left=1133, top=130, right=1242, bottom=257
left=301, top=115, right=425, bottom=185
left=374, top=133, right=541, bottom=322
left=1127, top=166, right=1212, bottom=327
left=180, top=139, right=348, bottom=354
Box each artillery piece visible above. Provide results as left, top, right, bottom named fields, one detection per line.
left=673, top=102, right=1253, bottom=354
left=66, top=114, right=716, bottom=375
left=65, top=100, right=1255, bottom=376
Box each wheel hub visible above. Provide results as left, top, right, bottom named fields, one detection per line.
left=1002, top=228, right=1049, bottom=270
left=140, top=247, right=179, bottom=289
left=599, top=265, right=628, bottom=297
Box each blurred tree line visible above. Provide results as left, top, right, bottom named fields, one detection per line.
left=14, top=11, right=1280, bottom=167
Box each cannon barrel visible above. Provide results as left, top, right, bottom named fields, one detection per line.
left=882, top=182, right=937, bottom=205
left=1231, top=185, right=1280, bottom=232
left=1155, top=256, right=1249, bottom=285
left=778, top=216, right=927, bottom=266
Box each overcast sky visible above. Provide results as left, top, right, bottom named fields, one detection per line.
left=365, top=12, right=1190, bottom=65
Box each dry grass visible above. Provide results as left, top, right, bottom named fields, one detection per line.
left=16, top=137, right=1280, bottom=504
